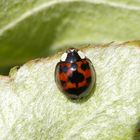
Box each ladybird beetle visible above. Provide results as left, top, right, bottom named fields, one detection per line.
left=55, top=48, right=96, bottom=99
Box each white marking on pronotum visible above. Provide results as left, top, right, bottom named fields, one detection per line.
left=78, top=51, right=85, bottom=59
left=61, top=52, right=67, bottom=61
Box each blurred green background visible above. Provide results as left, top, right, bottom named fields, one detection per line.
left=0, top=0, right=140, bottom=75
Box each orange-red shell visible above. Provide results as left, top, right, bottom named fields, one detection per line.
left=55, top=59, right=95, bottom=99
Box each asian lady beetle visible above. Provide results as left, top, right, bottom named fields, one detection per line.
left=55, top=48, right=96, bottom=99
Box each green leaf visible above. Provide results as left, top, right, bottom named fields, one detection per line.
left=0, top=0, right=140, bottom=68
left=0, top=41, right=140, bottom=140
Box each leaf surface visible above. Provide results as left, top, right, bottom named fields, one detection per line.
left=0, top=41, right=140, bottom=140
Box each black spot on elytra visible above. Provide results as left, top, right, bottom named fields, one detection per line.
left=59, top=66, right=63, bottom=73
left=66, top=86, right=88, bottom=96
left=81, top=63, right=90, bottom=70
left=86, top=77, right=91, bottom=84
left=68, top=71, right=84, bottom=83
left=62, top=66, right=68, bottom=73
left=59, top=65, right=68, bottom=73
left=60, top=80, right=66, bottom=87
